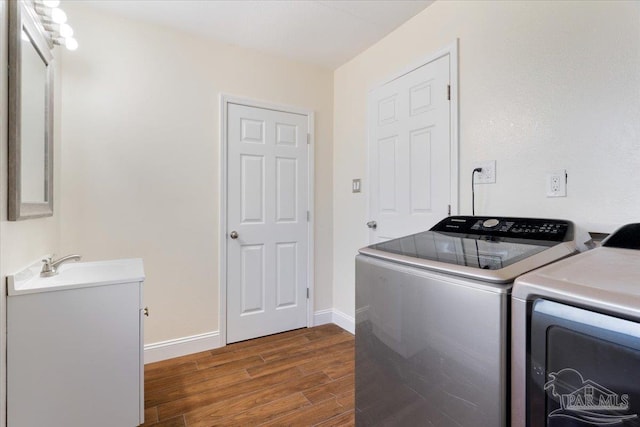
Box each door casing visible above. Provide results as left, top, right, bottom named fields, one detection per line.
left=219, top=94, right=315, bottom=345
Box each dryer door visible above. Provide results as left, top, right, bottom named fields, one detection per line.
left=529, top=299, right=640, bottom=426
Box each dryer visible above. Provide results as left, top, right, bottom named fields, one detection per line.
left=512, top=223, right=640, bottom=427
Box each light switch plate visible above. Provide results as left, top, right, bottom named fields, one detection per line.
left=352, top=179, right=361, bottom=193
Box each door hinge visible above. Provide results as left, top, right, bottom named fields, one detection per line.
left=448, top=204, right=451, bottom=216
left=306, top=288, right=310, bottom=299
left=447, top=84, right=451, bottom=101
left=307, top=211, right=310, bottom=222
left=307, top=133, right=311, bottom=145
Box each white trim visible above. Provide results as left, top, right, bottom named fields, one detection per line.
left=222, top=94, right=314, bottom=117
left=219, top=94, right=229, bottom=347
left=331, top=309, right=355, bottom=334
left=307, top=115, right=316, bottom=328
left=449, top=40, right=460, bottom=215
left=144, top=307, right=354, bottom=365
left=219, top=94, right=315, bottom=345
left=370, top=40, right=458, bottom=90
left=313, top=308, right=334, bottom=326
left=313, top=309, right=355, bottom=335
left=144, top=331, right=222, bottom=364
left=366, top=40, right=460, bottom=234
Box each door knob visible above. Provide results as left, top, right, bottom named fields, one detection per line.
left=230, top=231, right=239, bottom=239
left=366, top=221, right=377, bottom=229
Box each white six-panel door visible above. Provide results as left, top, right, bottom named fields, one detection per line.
left=226, top=103, right=309, bottom=343
left=368, top=54, right=452, bottom=242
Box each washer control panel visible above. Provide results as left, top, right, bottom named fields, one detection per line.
left=431, top=216, right=573, bottom=242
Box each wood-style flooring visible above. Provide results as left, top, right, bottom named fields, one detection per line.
left=142, top=324, right=355, bottom=426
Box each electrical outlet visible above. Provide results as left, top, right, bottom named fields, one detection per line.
left=472, top=160, right=497, bottom=184
left=546, top=170, right=567, bottom=197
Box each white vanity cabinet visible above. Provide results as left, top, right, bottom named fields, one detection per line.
left=7, top=258, right=145, bottom=427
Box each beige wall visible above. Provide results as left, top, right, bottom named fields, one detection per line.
left=333, top=0, right=640, bottom=317
left=0, top=0, right=63, bottom=423
left=59, top=4, right=334, bottom=344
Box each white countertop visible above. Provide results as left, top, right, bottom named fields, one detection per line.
left=8, top=258, right=145, bottom=296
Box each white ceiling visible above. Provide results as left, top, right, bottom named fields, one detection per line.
left=81, top=0, right=434, bottom=69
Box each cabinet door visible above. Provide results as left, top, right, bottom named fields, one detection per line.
left=8, top=282, right=141, bottom=427
left=139, top=285, right=145, bottom=425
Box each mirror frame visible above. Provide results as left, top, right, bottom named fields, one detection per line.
left=8, top=0, right=55, bottom=221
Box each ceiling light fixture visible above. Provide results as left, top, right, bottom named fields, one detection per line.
left=59, top=22, right=73, bottom=38
left=64, top=37, right=78, bottom=51
left=50, top=7, right=67, bottom=24
left=33, top=1, right=78, bottom=51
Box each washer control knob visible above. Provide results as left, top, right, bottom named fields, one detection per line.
left=483, top=218, right=500, bottom=228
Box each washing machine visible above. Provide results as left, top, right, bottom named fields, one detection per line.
left=512, top=223, right=640, bottom=427
left=356, top=216, right=590, bottom=426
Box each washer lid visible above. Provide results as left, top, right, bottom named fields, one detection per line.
left=365, top=230, right=554, bottom=270
left=358, top=216, right=580, bottom=283
left=359, top=233, right=577, bottom=284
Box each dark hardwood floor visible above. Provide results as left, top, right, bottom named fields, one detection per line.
left=142, top=324, right=355, bottom=426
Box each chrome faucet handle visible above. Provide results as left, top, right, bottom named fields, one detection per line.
left=40, top=254, right=82, bottom=277
left=41, top=256, right=55, bottom=276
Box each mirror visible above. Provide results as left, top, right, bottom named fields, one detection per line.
left=8, top=1, right=54, bottom=220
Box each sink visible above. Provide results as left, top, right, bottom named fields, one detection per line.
left=7, top=257, right=145, bottom=425
left=8, top=258, right=145, bottom=295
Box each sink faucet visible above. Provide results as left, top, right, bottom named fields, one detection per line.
left=41, top=254, right=82, bottom=277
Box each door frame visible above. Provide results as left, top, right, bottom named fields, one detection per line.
left=219, top=94, right=315, bottom=345
left=367, top=40, right=459, bottom=240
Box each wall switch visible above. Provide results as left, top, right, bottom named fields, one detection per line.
left=352, top=179, right=361, bottom=193
left=472, top=160, right=497, bottom=184
left=546, top=170, right=567, bottom=197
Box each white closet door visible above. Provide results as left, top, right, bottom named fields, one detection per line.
left=368, top=55, right=452, bottom=242
left=226, top=103, right=309, bottom=343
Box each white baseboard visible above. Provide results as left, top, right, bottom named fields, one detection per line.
left=144, top=331, right=222, bottom=364
left=331, top=309, right=355, bottom=334
left=314, top=308, right=355, bottom=334
left=313, top=308, right=334, bottom=326
left=145, top=309, right=355, bottom=364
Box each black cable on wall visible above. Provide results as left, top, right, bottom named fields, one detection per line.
left=472, top=167, right=482, bottom=216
